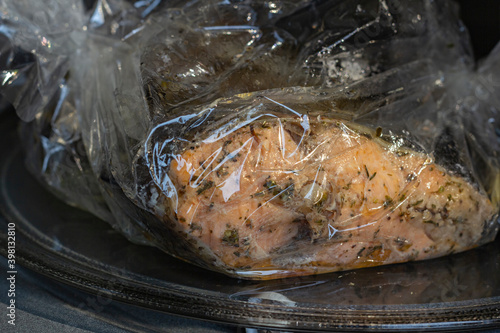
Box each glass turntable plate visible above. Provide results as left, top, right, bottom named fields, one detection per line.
left=1, top=111, right=499, bottom=332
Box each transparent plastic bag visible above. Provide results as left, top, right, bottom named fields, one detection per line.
left=2, top=0, right=499, bottom=279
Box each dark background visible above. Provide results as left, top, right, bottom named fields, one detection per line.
left=456, top=0, right=500, bottom=60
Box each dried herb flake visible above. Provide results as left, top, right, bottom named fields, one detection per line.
left=222, top=229, right=239, bottom=247
left=197, top=180, right=214, bottom=195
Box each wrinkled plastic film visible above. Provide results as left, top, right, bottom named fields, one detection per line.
left=139, top=91, right=497, bottom=278
left=0, top=0, right=86, bottom=121
left=1, top=0, right=499, bottom=279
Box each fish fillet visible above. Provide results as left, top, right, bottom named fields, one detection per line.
left=162, top=117, right=496, bottom=279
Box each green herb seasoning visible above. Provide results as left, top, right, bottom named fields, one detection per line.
left=423, top=220, right=438, bottom=226
left=252, top=190, right=265, bottom=197
left=264, top=179, right=277, bottom=189
left=197, top=180, right=214, bottom=195
left=222, top=229, right=239, bottom=247
left=383, top=195, right=393, bottom=207
left=280, top=183, right=295, bottom=201
left=412, top=199, right=423, bottom=207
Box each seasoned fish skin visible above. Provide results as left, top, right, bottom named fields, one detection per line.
left=165, top=118, right=496, bottom=279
